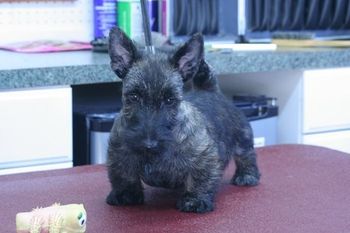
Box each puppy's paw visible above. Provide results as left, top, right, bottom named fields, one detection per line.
left=231, top=173, right=260, bottom=186
left=176, top=195, right=214, bottom=213
left=106, top=189, right=144, bottom=206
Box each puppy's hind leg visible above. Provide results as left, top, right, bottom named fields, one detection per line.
left=231, top=128, right=261, bottom=186
left=231, top=148, right=260, bottom=186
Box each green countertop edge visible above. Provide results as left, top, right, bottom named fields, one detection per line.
left=2, top=49, right=350, bottom=90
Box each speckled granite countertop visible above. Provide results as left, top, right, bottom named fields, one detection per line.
left=1, top=48, right=350, bottom=90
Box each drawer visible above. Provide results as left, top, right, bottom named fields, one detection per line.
left=303, top=68, right=350, bottom=133
left=303, top=130, right=350, bottom=154
left=0, top=87, right=72, bottom=168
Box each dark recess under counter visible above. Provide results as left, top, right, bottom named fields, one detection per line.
left=72, top=82, right=122, bottom=166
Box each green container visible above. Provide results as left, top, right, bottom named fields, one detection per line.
left=117, top=0, right=143, bottom=39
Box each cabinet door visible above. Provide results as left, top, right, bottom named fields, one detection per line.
left=0, top=87, right=72, bottom=169
left=303, top=68, right=350, bottom=133
left=303, top=130, right=350, bottom=154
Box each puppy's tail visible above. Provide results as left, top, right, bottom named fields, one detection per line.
left=193, top=60, right=220, bottom=92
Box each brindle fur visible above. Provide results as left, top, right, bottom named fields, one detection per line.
left=106, top=27, right=260, bottom=213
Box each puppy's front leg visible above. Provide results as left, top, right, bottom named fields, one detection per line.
left=177, top=161, right=223, bottom=213
left=106, top=151, right=144, bottom=206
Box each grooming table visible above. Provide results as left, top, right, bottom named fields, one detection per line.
left=1, top=145, right=349, bottom=233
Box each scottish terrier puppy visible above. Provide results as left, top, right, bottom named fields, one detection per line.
left=106, top=27, right=260, bottom=213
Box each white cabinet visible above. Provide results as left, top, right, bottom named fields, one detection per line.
left=303, top=69, right=350, bottom=133
left=301, top=68, right=350, bottom=154
left=0, top=87, right=72, bottom=174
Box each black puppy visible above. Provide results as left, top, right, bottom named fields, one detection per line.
left=106, top=27, right=260, bottom=213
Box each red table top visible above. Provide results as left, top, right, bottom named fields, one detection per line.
left=1, top=144, right=350, bottom=233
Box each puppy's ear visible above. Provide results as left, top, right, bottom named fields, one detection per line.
left=108, top=27, right=138, bottom=79
left=170, top=33, right=204, bottom=82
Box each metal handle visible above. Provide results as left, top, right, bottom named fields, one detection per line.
left=140, top=0, right=155, bottom=54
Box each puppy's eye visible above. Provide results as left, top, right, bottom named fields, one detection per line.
left=127, top=93, right=140, bottom=103
left=164, top=97, right=176, bottom=105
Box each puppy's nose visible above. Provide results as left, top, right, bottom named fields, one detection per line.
left=143, top=139, right=158, bottom=150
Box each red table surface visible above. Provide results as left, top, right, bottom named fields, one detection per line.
left=1, top=144, right=350, bottom=233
